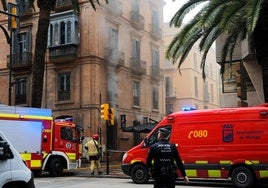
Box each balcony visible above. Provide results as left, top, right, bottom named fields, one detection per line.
left=58, top=90, right=71, bottom=101
left=151, top=66, right=164, bottom=81
left=130, top=57, right=146, bottom=76
left=104, top=47, right=125, bottom=67
left=49, top=44, right=78, bottom=62
left=150, top=25, right=162, bottom=40
left=55, top=0, right=72, bottom=11
left=130, top=11, right=145, bottom=30
left=166, top=88, right=176, bottom=101
left=105, top=0, right=123, bottom=17
left=7, top=52, right=32, bottom=70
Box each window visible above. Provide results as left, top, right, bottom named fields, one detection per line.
left=54, top=23, right=59, bottom=45
left=152, top=86, right=159, bottom=110
left=132, top=39, right=140, bottom=59
left=193, top=53, right=197, bottom=70
left=60, top=21, right=65, bottom=44
left=203, top=81, right=210, bottom=102
left=15, top=32, right=31, bottom=65
left=165, top=76, right=175, bottom=98
left=133, top=80, right=140, bottom=106
left=131, top=0, right=140, bottom=13
left=165, top=103, right=173, bottom=115
left=151, top=48, right=160, bottom=76
left=58, top=72, right=71, bottom=101
left=67, top=21, right=72, bottom=43
left=210, top=83, right=214, bottom=103
left=152, top=48, right=159, bottom=67
left=15, top=78, right=27, bottom=105
left=48, top=11, right=80, bottom=47
left=194, top=76, right=198, bottom=98
left=60, top=127, right=76, bottom=142
left=151, top=9, right=160, bottom=35
left=109, top=27, right=118, bottom=49
left=18, top=0, right=31, bottom=14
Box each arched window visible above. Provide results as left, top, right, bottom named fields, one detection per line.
left=67, top=21, right=72, bottom=43
left=60, top=21, right=65, bottom=44
left=54, top=23, right=59, bottom=45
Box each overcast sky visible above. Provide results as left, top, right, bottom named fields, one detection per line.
left=164, top=0, right=204, bottom=23
left=164, top=0, right=187, bottom=22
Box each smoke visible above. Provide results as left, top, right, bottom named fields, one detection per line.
left=107, top=65, right=118, bottom=108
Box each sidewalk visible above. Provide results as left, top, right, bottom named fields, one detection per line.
left=79, top=161, right=129, bottom=179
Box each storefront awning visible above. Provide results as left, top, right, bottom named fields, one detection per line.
left=122, top=123, right=156, bottom=133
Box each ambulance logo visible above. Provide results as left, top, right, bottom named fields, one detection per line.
left=222, top=124, right=234, bottom=142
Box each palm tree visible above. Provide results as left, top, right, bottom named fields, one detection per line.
left=1, top=0, right=108, bottom=107
left=166, top=0, right=268, bottom=102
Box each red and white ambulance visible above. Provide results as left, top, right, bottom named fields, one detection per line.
left=0, top=105, right=84, bottom=176
left=122, top=105, right=268, bottom=188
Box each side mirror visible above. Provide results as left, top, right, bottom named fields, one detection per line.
left=0, top=141, right=13, bottom=160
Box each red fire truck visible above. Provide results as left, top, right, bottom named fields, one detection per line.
left=0, top=105, right=84, bottom=176
left=122, top=105, right=268, bottom=188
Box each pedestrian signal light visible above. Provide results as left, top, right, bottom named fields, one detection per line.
left=100, top=103, right=109, bottom=120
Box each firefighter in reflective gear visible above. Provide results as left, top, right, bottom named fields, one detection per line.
left=146, top=128, right=189, bottom=188
left=85, top=134, right=103, bottom=176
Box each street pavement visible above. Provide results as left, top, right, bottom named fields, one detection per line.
left=77, top=161, right=128, bottom=178
left=37, top=161, right=268, bottom=188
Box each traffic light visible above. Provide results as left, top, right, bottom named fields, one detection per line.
left=108, top=108, right=114, bottom=126
left=100, top=103, right=109, bottom=120
left=8, top=3, right=19, bottom=31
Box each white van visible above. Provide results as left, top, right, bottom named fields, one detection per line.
left=0, top=130, right=35, bottom=188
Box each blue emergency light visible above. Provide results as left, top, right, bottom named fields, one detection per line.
left=182, top=106, right=196, bottom=111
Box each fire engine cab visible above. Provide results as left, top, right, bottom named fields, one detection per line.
left=0, top=105, right=84, bottom=176
left=122, top=105, right=268, bottom=188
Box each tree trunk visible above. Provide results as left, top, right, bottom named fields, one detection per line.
left=31, top=1, right=55, bottom=107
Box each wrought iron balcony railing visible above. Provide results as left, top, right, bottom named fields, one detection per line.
left=130, top=11, right=145, bottom=30
left=130, top=57, right=146, bottom=75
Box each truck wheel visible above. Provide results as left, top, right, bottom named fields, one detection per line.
left=130, top=164, right=149, bottom=184
left=231, top=166, right=255, bottom=188
left=48, top=158, right=64, bottom=176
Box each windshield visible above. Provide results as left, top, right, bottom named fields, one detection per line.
left=61, top=127, right=76, bottom=142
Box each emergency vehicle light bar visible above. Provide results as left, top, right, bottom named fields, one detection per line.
left=182, top=106, right=196, bottom=111
left=0, top=105, right=52, bottom=117
left=55, top=115, right=74, bottom=122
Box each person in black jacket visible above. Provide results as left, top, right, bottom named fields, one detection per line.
left=146, top=128, right=189, bottom=188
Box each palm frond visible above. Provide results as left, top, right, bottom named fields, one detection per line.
left=201, top=2, right=225, bottom=29
left=220, top=1, right=245, bottom=32
left=170, top=0, right=208, bottom=28
left=246, top=0, right=263, bottom=32
left=167, top=15, right=201, bottom=61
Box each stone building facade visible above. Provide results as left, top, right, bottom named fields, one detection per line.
left=0, top=0, right=166, bottom=155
